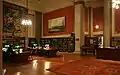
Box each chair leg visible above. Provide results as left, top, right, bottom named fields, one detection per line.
left=84, top=49, right=87, bottom=55
left=81, top=49, right=84, bottom=56
left=93, top=49, right=96, bottom=56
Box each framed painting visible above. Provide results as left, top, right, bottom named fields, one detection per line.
left=48, top=17, right=65, bottom=32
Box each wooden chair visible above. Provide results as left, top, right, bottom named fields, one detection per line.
left=81, top=36, right=98, bottom=56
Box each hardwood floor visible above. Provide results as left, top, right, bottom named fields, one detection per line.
left=3, top=53, right=95, bottom=75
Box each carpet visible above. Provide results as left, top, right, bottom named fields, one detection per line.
left=47, top=59, right=120, bottom=75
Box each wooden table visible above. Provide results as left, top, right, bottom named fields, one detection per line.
left=37, top=49, right=58, bottom=57
left=43, top=50, right=58, bottom=57
left=28, top=48, right=58, bottom=57
left=96, top=47, right=120, bottom=61
left=10, top=51, right=30, bottom=63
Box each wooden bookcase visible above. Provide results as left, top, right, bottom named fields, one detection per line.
left=2, top=37, right=25, bottom=51
left=28, top=38, right=39, bottom=47
left=39, top=37, right=75, bottom=52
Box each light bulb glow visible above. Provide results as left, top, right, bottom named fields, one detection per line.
left=112, top=0, right=120, bottom=9
left=116, top=4, right=119, bottom=9
left=21, top=19, right=32, bottom=26
left=95, top=25, right=99, bottom=29
left=112, top=3, right=117, bottom=8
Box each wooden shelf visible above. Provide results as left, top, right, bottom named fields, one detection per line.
left=40, top=37, right=75, bottom=52
left=2, top=37, right=25, bottom=50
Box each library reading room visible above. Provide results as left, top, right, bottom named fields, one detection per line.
left=1, top=0, right=120, bottom=75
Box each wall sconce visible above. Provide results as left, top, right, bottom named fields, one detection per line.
left=95, top=25, right=99, bottom=29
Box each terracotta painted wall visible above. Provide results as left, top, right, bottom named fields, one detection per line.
left=93, top=7, right=104, bottom=32
left=43, top=6, right=74, bottom=36
left=115, top=8, right=120, bottom=33
left=84, top=8, right=88, bottom=32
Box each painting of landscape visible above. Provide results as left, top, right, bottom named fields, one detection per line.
left=48, top=17, right=65, bottom=32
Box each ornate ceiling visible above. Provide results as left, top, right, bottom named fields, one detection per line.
left=4, top=0, right=43, bottom=12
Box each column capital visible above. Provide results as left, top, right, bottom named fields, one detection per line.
left=74, top=0, right=85, bottom=5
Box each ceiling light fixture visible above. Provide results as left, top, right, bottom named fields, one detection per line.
left=21, top=0, right=33, bottom=50
left=21, top=0, right=32, bottom=26
left=112, top=0, right=120, bottom=9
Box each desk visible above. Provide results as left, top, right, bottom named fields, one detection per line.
left=96, top=48, right=120, bottom=61
left=10, top=51, right=30, bottom=63
left=28, top=48, right=58, bottom=57
left=43, top=50, right=58, bottom=57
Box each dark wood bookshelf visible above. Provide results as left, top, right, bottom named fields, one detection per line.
left=39, top=37, right=75, bottom=52
left=2, top=37, right=25, bottom=50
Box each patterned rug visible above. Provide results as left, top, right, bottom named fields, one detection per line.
left=47, top=59, right=120, bottom=75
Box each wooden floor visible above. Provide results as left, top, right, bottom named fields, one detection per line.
left=3, top=53, right=95, bottom=75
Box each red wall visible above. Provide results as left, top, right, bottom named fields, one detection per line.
left=93, top=7, right=104, bottom=32
left=84, top=8, right=88, bottom=32
left=43, top=6, right=74, bottom=36
left=115, top=8, right=120, bottom=33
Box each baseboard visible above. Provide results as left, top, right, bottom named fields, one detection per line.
left=73, top=51, right=80, bottom=54
left=57, top=51, right=80, bottom=55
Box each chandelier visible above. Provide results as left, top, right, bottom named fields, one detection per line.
left=112, top=0, right=120, bottom=9
left=21, top=18, right=32, bottom=25
left=21, top=0, right=32, bottom=26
